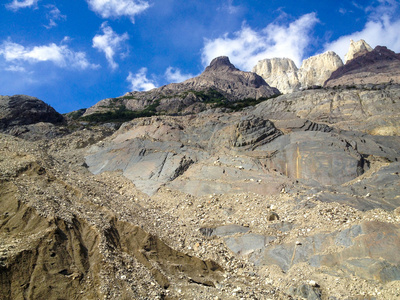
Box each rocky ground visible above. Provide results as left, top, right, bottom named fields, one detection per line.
left=1, top=104, right=400, bottom=299
left=2, top=44, right=400, bottom=299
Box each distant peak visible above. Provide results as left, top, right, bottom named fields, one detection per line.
left=344, top=39, right=373, bottom=63
left=204, top=56, right=239, bottom=72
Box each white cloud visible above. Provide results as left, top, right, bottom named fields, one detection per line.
left=86, top=0, right=150, bottom=22
left=201, top=13, right=319, bottom=70
left=324, top=1, right=400, bottom=60
left=6, top=0, right=38, bottom=11
left=0, top=39, right=98, bottom=70
left=5, top=65, right=26, bottom=72
left=44, top=5, right=66, bottom=29
left=127, top=68, right=157, bottom=91
left=92, top=22, right=129, bottom=70
left=165, top=67, right=193, bottom=83
left=218, top=0, right=241, bottom=15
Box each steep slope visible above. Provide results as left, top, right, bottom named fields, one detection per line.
left=251, top=58, right=300, bottom=93
left=325, top=46, right=400, bottom=87
left=344, top=39, right=373, bottom=63
left=83, top=56, right=279, bottom=118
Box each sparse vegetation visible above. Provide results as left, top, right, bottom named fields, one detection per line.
left=64, top=108, right=87, bottom=120
left=81, top=100, right=160, bottom=123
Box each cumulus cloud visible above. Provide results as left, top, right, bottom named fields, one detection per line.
left=44, top=5, right=66, bottom=29
left=127, top=68, right=157, bottom=91
left=201, top=13, right=319, bottom=70
left=0, top=39, right=98, bottom=70
left=86, top=0, right=150, bottom=22
left=165, top=67, right=193, bottom=83
left=324, top=0, right=400, bottom=59
left=92, top=22, right=129, bottom=70
left=6, top=0, right=38, bottom=11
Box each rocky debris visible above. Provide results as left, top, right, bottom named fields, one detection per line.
left=2, top=41, right=400, bottom=299
left=83, top=56, right=279, bottom=117
left=0, top=95, right=65, bottom=136
left=252, top=51, right=343, bottom=93
left=1, top=128, right=400, bottom=299
left=344, top=39, right=373, bottom=64
left=325, top=46, right=400, bottom=87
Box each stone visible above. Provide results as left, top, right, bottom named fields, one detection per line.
left=252, top=51, right=343, bottom=93
left=325, top=46, right=400, bottom=87
left=344, top=39, right=373, bottom=64
left=0, top=95, right=65, bottom=131
left=298, top=51, right=343, bottom=89
left=252, top=58, right=300, bottom=94
left=267, top=212, right=280, bottom=221
left=83, top=56, right=280, bottom=117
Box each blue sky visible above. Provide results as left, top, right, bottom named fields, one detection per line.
left=1, top=0, right=400, bottom=113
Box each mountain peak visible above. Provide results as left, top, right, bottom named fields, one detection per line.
left=204, top=56, right=239, bottom=73
left=344, top=39, right=373, bottom=63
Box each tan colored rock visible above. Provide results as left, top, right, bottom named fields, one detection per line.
left=252, top=51, right=343, bottom=93
left=298, top=51, right=343, bottom=88
left=251, top=58, right=300, bottom=94
left=344, top=39, right=372, bottom=63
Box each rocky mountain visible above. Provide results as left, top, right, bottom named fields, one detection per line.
left=252, top=51, right=343, bottom=93
left=0, top=95, right=65, bottom=139
left=83, top=56, right=279, bottom=118
left=344, top=39, right=372, bottom=63
left=251, top=58, right=300, bottom=94
left=1, top=43, right=400, bottom=299
left=325, top=45, right=400, bottom=87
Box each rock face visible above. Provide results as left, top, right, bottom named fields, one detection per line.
left=298, top=51, right=343, bottom=88
left=83, top=56, right=279, bottom=117
left=344, top=39, right=373, bottom=63
left=251, top=58, right=300, bottom=93
left=2, top=43, right=400, bottom=299
left=325, top=46, right=400, bottom=87
left=252, top=51, right=343, bottom=93
left=0, top=95, right=64, bottom=131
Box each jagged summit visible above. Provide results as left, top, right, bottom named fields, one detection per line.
left=204, top=56, right=239, bottom=73
left=252, top=51, right=343, bottom=93
left=325, top=45, right=400, bottom=87
left=83, top=56, right=279, bottom=117
left=344, top=39, right=373, bottom=63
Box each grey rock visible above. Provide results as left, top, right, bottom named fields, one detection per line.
left=242, top=221, right=400, bottom=283
left=0, top=95, right=64, bottom=131
left=287, top=283, right=322, bottom=300
left=84, top=56, right=280, bottom=117
left=200, top=225, right=250, bottom=237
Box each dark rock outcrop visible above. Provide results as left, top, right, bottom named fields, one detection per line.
left=0, top=95, right=64, bottom=130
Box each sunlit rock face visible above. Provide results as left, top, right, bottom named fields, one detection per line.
left=298, top=51, right=343, bottom=88
left=344, top=39, right=373, bottom=64
left=252, top=51, right=343, bottom=93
